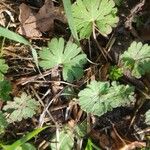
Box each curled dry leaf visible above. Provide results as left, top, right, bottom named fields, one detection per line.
left=18, top=0, right=66, bottom=38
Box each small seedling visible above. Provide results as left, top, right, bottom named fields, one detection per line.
left=109, top=65, right=123, bottom=80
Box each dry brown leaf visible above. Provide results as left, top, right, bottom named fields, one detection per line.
left=18, top=0, right=66, bottom=38
left=35, top=0, right=54, bottom=32
left=119, top=141, right=146, bottom=150
left=18, top=3, right=42, bottom=38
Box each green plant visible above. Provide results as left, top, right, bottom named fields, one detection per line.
left=50, top=126, right=74, bottom=150
left=1, top=127, right=47, bottom=150
left=85, top=138, right=101, bottom=150
left=13, top=143, right=36, bottom=150
left=0, top=111, right=8, bottom=135
left=39, top=37, right=87, bottom=82
left=3, top=92, right=39, bottom=123
left=78, top=80, right=134, bottom=116
left=72, top=0, right=119, bottom=39
left=0, top=59, right=9, bottom=81
left=0, top=27, right=30, bottom=46
left=145, top=110, right=150, bottom=125
left=109, top=65, right=123, bottom=80
left=75, top=119, right=87, bottom=138
left=0, top=80, right=12, bottom=101
left=113, top=0, right=123, bottom=6
left=62, top=0, right=79, bottom=41
left=0, top=27, right=39, bottom=69
left=120, top=41, right=150, bottom=78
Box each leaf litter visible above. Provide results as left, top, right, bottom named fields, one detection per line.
left=1, top=0, right=150, bottom=149
left=18, top=0, right=66, bottom=38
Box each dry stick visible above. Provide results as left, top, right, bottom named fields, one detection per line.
left=135, top=127, right=150, bottom=135
left=16, top=69, right=52, bottom=85
left=106, top=33, right=116, bottom=53
left=111, top=123, right=128, bottom=146
left=31, top=80, right=78, bottom=88
left=39, top=89, right=63, bottom=126
left=128, top=88, right=150, bottom=131
left=31, top=86, right=55, bottom=126
left=92, top=22, right=113, bottom=62
left=92, top=23, right=108, bottom=61
left=0, top=1, right=17, bottom=14
left=125, top=0, right=145, bottom=40
left=40, top=89, right=64, bottom=150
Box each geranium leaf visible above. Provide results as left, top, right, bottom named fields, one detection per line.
left=0, top=80, right=11, bottom=101
left=0, top=111, right=8, bottom=134
left=145, top=110, right=150, bottom=125
left=0, top=59, right=9, bottom=81
left=78, top=80, right=135, bottom=116
left=3, top=92, right=39, bottom=123
left=39, top=38, right=87, bottom=82
left=50, top=126, right=74, bottom=150
left=72, top=0, right=119, bottom=39
left=121, top=41, right=150, bottom=78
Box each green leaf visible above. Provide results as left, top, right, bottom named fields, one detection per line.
left=39, top=38, right=87, bottom=82
left=62, top=0, right=79, bottom=42
left=2, top=127, right=47, bottom=150
left=85, top=138, right=101, bottom=150
left=145, top=110, right=150, bottom=125
left=0, top=27, right=39, bottom=69
left=0, top=111, right=8, bottom=134
left=113, top=0, right=123, bottom=6
left=0, top=80, right=12, bottom=101
left=78, top=80, right=135, bottom=116
left=109, top=66, right=123, bottom=80
left=0, top=27, right=30, bottom=45
left=0, top=59, right=9, bottom=81
left=75, top=119, right=87, bottom=138
left=3, top=92, right=39, bottom=123
left=72, top=0, right=119, bottom=39
left=50, top=126, right=74, bottom=150
left=15, top=143, right=36, bottom=150
left=121, top=41, right=150, bottom=78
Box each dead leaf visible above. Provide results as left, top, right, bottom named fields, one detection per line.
left=18, top=3, right=42, bottom=38
left=35, top=0, right=54, bottom=32
left=18, top=0, right=66, bottom=38
left=119, top=141, right=146, bottom=150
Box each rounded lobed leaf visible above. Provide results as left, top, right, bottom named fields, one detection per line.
left=50, top=126, right=74, bottom=150
left=121, top=41, right=150, bottom=78
left=3, top=92, right=39, bottom=123
left=72, top=0, right=119, bottom=39
left=39, top=37, right=87, bottom=82
left=78, top=80, right=135, bottom=116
